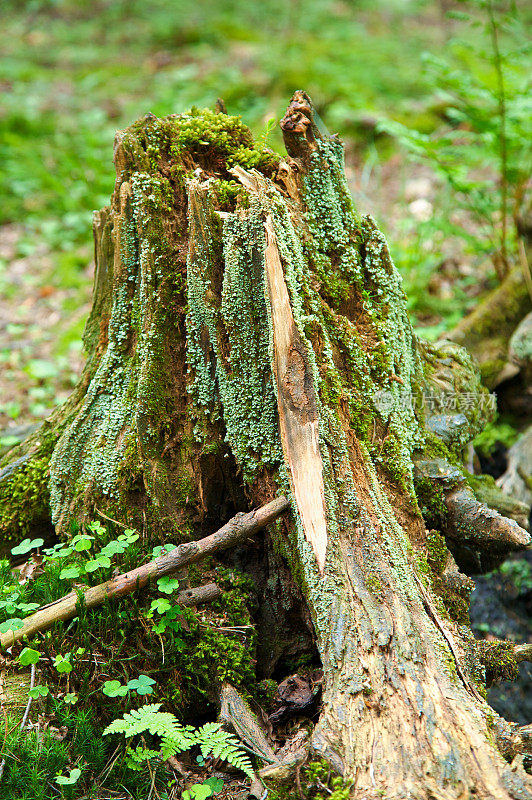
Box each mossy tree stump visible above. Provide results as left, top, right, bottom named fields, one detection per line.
left=1, top=92, right=531, bottom=799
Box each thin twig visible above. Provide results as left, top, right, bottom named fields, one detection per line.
left=20, top=664, right=36, bottom=731
left=94, top=507, right=130, bottom=529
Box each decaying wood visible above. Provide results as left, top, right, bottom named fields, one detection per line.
left=414, top=457, right=530, bottom=572
left=220, top=682, right=279, bottom=765
left=263, top=214, right=328, bottom=574
left=0, top=497, right=289, bottom=648
left=514, top=643, right=532, bottom=664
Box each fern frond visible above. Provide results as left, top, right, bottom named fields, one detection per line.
left=195, top=722, right=254, bottom=779
left=103, top=703, right=196, bottom=752
left=104, top=706, right=254, bottom=779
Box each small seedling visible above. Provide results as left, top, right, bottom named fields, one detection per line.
left=54, top=653, right=73, bottom=674
left=55, top=767, right=81, bottom=786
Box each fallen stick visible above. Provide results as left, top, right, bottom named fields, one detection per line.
left=1, top=496, right=289, bottom=648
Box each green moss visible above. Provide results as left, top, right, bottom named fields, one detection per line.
left=0, top=701, right=161, bottom=799
left=174, top=475, right=195, bottom=507
left=433, top=575, right=473, bottom=625
left=0, top=452, right=51, bottom=544
left=478, top=639, right=519, bottom=687
left=365, top=572, right=383, bottom=596
left=414, top=475, right=447, bottom=527
left=425, top=529, right=448, bottom=575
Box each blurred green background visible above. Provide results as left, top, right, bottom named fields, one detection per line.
left=0, top=0, right=530, bottom=426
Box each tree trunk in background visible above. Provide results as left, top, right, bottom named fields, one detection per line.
left=1, top=92, right=531, bottom=798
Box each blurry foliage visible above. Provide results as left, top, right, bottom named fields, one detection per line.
left=380, top=0, right=532, bottom=279
left=1, top=0, right=448, bottom=249
left=473, top=418, right=519, bottom=456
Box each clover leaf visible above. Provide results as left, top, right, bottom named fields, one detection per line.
left=59, top=565, right=83, bottom=580
left=11, top=538, right=44, bottom=556
left=28, top=685, right=49, bottom=699
left=85, top=554, right=111, bottom=572
left=0, top=618, right=24, bottom=634
left=102, top=680, right=128, bottom=698
left=149, top=598, right=172, bottom=615
left=127, top=674, right=156, bottom=695
left=54, top=654, right=72, bottom=674
left=18, top=647, right=41, bottom=666
left=183, top=784, right=212, bottom=800
left=157, top=576, right=181, bottom=595
left=73, top=536, right=93, bottom=552
left=152, top=543, right=177, bottom=558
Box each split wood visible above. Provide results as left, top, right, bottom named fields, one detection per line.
left=1, top=496, right=289, bottom=648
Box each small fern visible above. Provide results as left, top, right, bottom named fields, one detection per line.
left=104, top=704, right=254, bottom=779
left=195, top=722, right=254, bottom=778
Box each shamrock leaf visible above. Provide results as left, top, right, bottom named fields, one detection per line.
left=157, top=576, right=181, bottom=595
left=54, top=654, right=72, bottom=674
left=127, top=674, right=156, bottom=695
left=85, top=554, right=111, bottom=572
left=183, top=784, right=212, bottom=800
left=64, top=692, right=78, bottom=704
left=18, top=647, right=41, bottom=666
left=73, top=536, right=93, bottom=552
left=205, top=776, right=224, bottom=792
left=28, top=685, right=49, bottom=699
left=17, top=602, right=40, bottom=614
left=59, top=565, right=83, bottom=580
left=149, top=598, right=172, bottom=615
left=11, top=538, right=44, bottom=556
left=0, top=618, right=24, bottom=634
left=102, top=680, right=128, bottom=698
left=152, top=543, right=177, bottom=558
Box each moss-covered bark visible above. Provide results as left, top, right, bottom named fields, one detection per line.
left=1, top=94, right=531, bottom=798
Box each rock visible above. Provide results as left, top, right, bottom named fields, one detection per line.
left=425, top=413, right=470, bottom=448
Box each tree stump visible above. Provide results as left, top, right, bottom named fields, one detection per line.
left=1, top=91, right=531, bottom=798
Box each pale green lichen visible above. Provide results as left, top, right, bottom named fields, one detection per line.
left=185, top=187, right=281, bottom=476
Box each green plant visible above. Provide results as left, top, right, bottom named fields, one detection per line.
left=18, top=647, right=40, bottom=666
left=147, top=597, right=185, bottom=637
left=0, top=702, right=159, bottom=800
left=104, top=704, right=254, bottom=779
left=54, top=653, right=73, bottom=674
left=43, top=523, right=139, bottom=581
left=102, top=674, right=156, bottom=698
left=380, top=0, right=531, bottom=278
left=28, top=684, right=49, bottom=699
left=11, top=537, right=44, bottom=556
left=183, top=777, right=224, bottom=800
left=55, top=767, right=81, bottom=786
left=473, top=419, right=518, bottom=456
left=499, top=559, right=532, bottom=593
